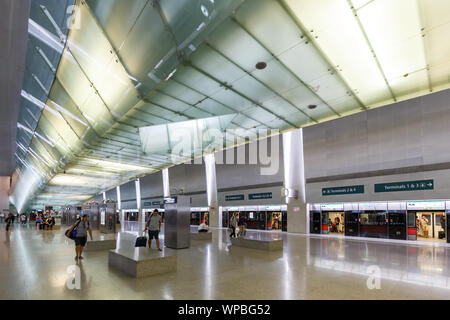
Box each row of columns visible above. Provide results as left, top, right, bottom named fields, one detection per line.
left=112, top=128, right=307, bottom=233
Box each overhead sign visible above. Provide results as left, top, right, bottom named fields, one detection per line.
left=374, top=180, right=434, bottom=193
left=407, top=200, right=445, bottom=210
left=164, top=196, right=177, bottom=204
left=152, top=201, right=161, bottom=206
left=225, top=194, right=244, bottom=201
left=322, top=185, right=364, bottom=196
left=320, top=203, right=344, bottom=211
left=248, top=192, right=272, bottom=200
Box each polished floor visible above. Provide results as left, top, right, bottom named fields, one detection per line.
left=1, top=222, right=450, bottom=299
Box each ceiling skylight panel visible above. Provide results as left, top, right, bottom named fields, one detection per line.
left=284, top=0, right=392, bottom=106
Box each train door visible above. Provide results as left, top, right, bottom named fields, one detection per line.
left=310, top=210, right=321, bottom=234
left=244, top=210, right=257, bottom=230
left=269, top=211, right=282, bottom=230
left=359, top=210, right=388, bottom=238
left=388, top=210, right=406, bottom=240
left=321, top=212, right=328, bottom=234
left=407, top=211, right=417, bottom=240
left=281, top=209, right=287, bottom=232
left=415, top=211, right=445, bottom=242
left=447, top=211, right=450, bottom=244
left=344, top=211, right=359, bottom=236
left=222, top=209, right=228, bottom=228
left=328, top=211, right=344, bottom=234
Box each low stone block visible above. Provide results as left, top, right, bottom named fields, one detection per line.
left=108, top=247, right=176, bottom=278
left=231, top=237, right=283, bottom=251
left=190, top=231, right=212, bottom=240
left=86, top=239, right=116, bottom=251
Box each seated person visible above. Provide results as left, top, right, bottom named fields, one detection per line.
left=198, top=221, right=209, bottom=232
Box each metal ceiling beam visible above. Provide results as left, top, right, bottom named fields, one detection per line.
left=347, top=0, right=397, bottom=102
left=277, top=0, right=368, bottom=110
left=416, top=0, right=433, bottom=93
left=184, top=62, right=299, bottom=129
left=171, top=78, right=273, bottom=129
left=231, top=17, right=342, bottom=117
left=153, top=88, right=257, bottom=137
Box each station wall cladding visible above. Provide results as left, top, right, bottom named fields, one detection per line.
left=304, top=88, right=450, bottom=203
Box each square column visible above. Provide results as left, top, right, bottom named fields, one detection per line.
left=283, top=129, right=307, bottom=234
left=204, top=153, right=219, bottom=227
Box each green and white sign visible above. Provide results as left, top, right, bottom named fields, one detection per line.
left=248, top=192, right=272, bottom=200
left=322, top=185, right=364, bottom=196
left=225, top=194, right=245, bottom=201
left=374, top=179, right=434, bottom=193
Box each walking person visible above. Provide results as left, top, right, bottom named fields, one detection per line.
left=238, top=214, right=246, bottom=238
left=230, top=213, right=237, bottom=238
left=5, top=213, right=12, bottom=232
left=144, top=209, right=162, bottom=251
left=74, top=214, right=93, bottom=261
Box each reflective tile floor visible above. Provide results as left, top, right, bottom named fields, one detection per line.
left=2, top=222, right=450, bottom=299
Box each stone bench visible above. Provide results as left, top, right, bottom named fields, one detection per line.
left=86, top=239, right=116, bottom=251
left=231, top=237, right=283, bottom=251
left=108, top=247, right=176, bottom=278
left=190, top=231, right=212, bottom=240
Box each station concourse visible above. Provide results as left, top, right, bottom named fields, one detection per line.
left=1, top=0, right=450, bottom=301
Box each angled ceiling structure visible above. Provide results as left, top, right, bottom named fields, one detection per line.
left=9, top=0, right=450, bottom=211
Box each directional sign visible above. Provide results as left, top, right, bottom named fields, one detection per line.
left=374, top=179, right=434, bottom=193
left=225, top=194, right=244, bottom=201
left=248, top=192, right=272, bottom=200
left=322, top=185, right=364, bottom=196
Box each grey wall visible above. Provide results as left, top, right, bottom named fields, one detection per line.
left=303, top=89, right=450, bottom=179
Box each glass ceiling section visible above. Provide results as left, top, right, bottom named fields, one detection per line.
left=139, top=114, right=272, bottom=165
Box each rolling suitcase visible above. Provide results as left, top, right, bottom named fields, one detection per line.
left=439, top=231, right=445, bottom=239
left=135, top=232, right=147, bottom=247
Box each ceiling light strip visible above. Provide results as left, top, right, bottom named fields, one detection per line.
left=35, top=46, right=56, bottom=73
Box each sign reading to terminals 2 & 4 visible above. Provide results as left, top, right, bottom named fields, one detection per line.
left=374, top=179, right=434, bottom=193
left=322, top=185, right=364, bottom=196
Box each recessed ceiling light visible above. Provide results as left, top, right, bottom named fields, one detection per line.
left=308, top=104, right=317, bottom=109
left=201, top=5, right=209, bottom=17
left=255, top=62, right=267, bottom=70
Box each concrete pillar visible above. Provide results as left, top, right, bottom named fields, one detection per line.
left=204, top=153, right=219, bottom=227
left=283, top=129, right=307, bottom=234
left=135, top=178, right=143, bottom=233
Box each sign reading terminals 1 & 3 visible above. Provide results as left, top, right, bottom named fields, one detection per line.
left=322, top=180, right=434, bottom=196
left=374, top=179, right=434, bottom=193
